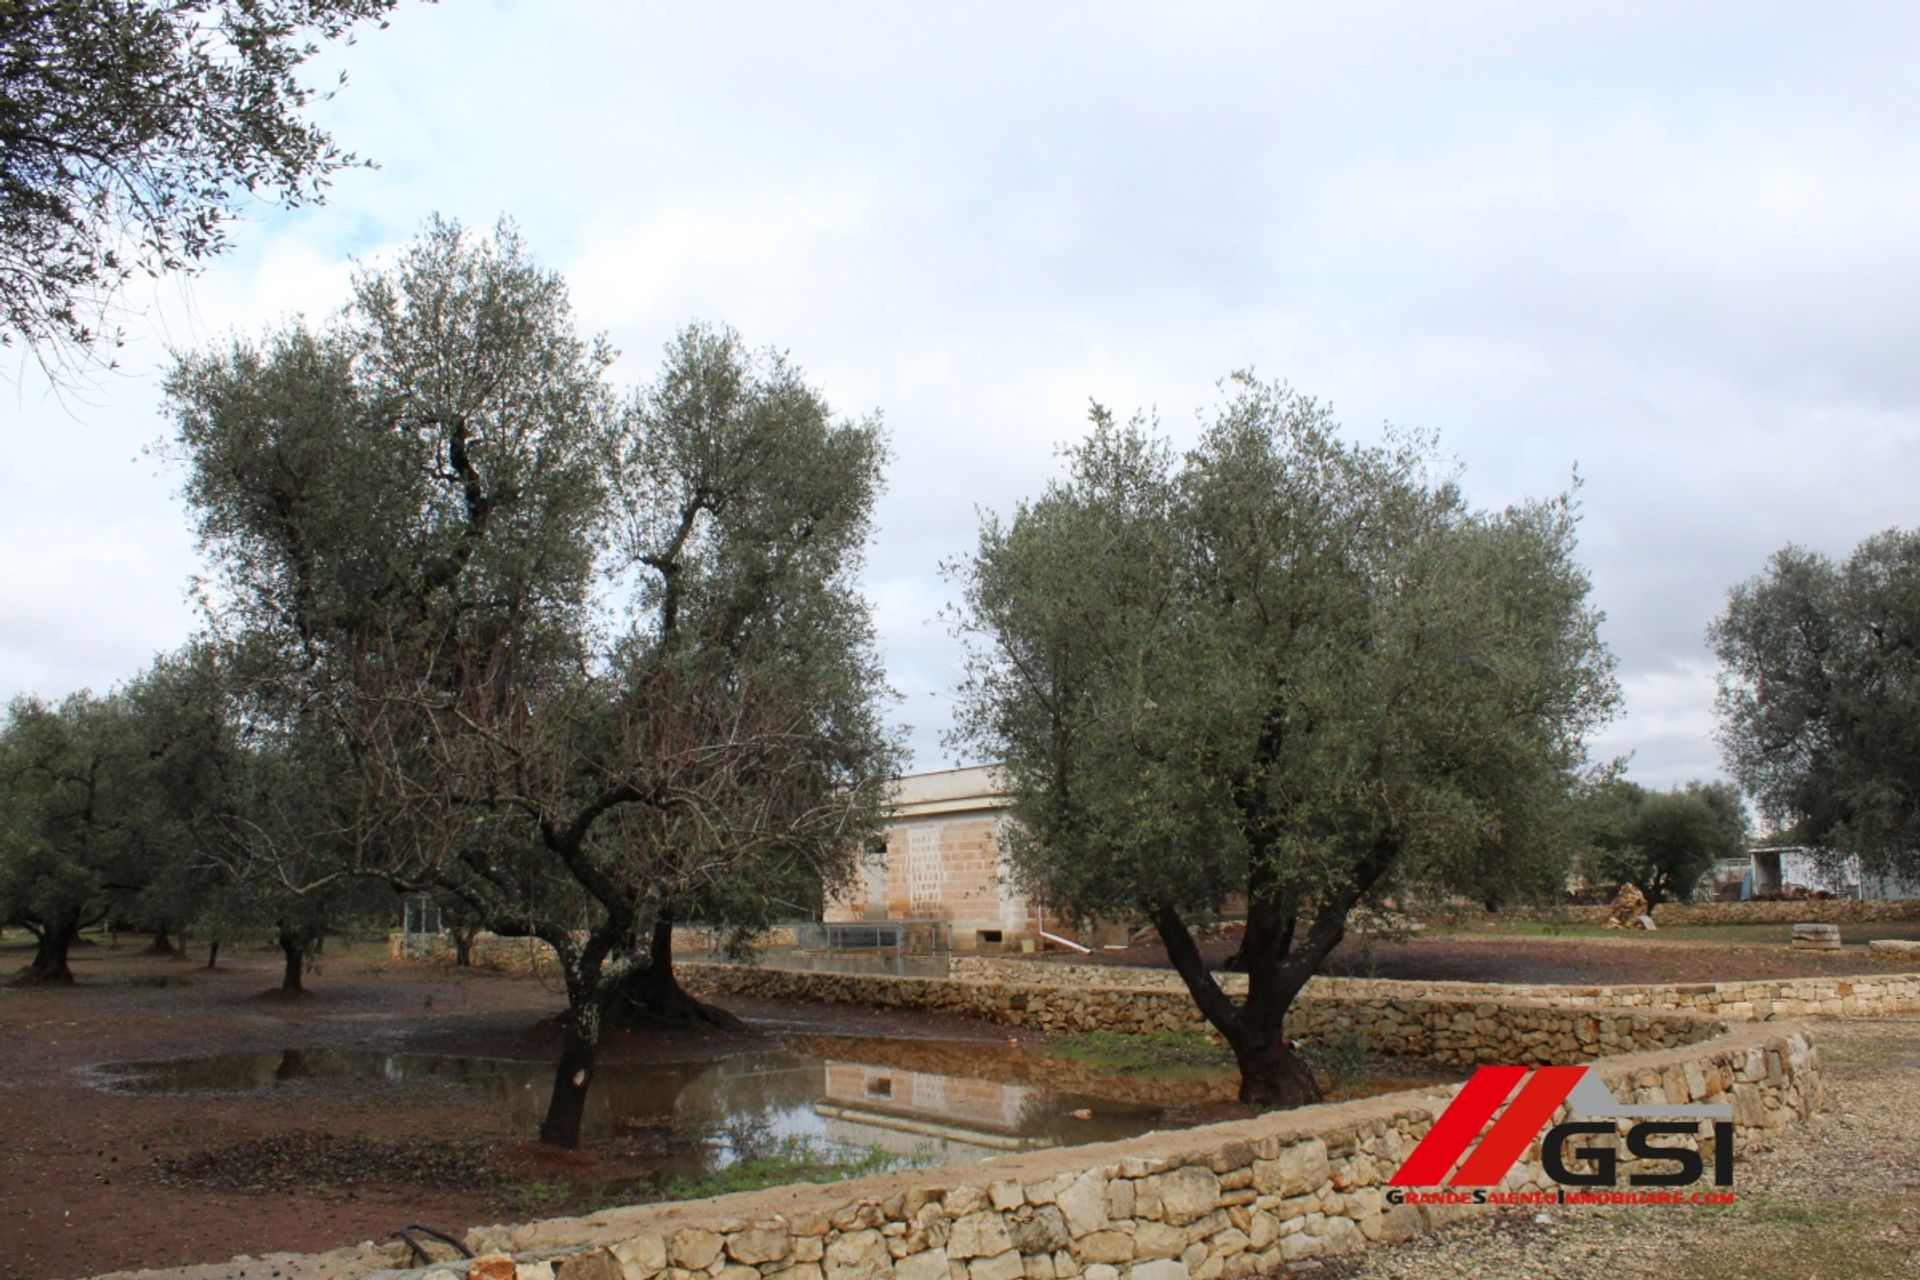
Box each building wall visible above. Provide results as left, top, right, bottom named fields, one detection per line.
left=826, top=809, right=1035, bottom=948
left=825, top=766, right=1041, bottom=949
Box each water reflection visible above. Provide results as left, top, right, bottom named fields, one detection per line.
left=90, top=1039, right=1175, bottom=1176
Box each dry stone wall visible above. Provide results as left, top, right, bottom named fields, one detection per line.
left=681, top=966, right=1722, bottom=1064
left=406, top=1020, right=1815, bottom=1280
left=947, top=956, right=1920, bottom=1021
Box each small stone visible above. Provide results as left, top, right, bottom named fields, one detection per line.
left=470, top=1255, right=516, bottom=1280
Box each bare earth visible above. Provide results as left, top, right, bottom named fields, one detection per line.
left=1072, top=927, right=1920, bottom=985
left=0, top=939, right=1052, bottom=1280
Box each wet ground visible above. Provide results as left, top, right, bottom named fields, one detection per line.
left=0, top=936, right=1458, bottom=1280
left=88, top=1037, right=1168, bottom=1175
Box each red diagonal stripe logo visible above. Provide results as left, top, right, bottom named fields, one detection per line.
left=1448, top=1065, right=1586, bottom=1186
left=1389, top=1065, right=1528, bottom=1186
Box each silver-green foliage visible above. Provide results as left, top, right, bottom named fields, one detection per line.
left=1712, top=529, right=1920, bottom=881
left=949, top=376, right=1617, bottom=1102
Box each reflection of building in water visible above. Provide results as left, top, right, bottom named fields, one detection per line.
left=815, top=1061, right=1043, bottom=1158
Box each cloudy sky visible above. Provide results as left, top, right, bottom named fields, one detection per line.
left=5, top=2, right=1918, bottom=801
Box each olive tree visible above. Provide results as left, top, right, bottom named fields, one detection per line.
left=1712, top=530, right=1920, bottom=885
left=0, top=649, right=225, bottom=982
left=950, top=378, right=1617, bottom=1105
left=1582, top=779, right=1747, bottom=905
left=0, top=0, right=408, bottom=380
left=170, top=219, right=897, bottom=1145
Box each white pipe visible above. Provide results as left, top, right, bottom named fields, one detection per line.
left=1040, top=929, right=1092, bottom=954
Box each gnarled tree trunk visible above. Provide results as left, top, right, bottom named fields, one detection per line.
left=15, top=920, right=80, bottom=985
left=609, top=911, right=743, bottom=1030
left=276, top=923, right=308, bottom=992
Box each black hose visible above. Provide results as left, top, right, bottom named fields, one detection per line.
left=395, top=1223, right=475, bottom=1266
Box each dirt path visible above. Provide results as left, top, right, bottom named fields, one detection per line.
left=1319, top=1015, right=1920, bottom=1280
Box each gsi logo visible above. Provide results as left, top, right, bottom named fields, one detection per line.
left=1388, top=1065, right=1734, bottom=1189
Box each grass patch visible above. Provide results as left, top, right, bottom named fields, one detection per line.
left=661, top=1137, right=911, bottom=1200
left=1050, top=1029, right=1232, bottom=1073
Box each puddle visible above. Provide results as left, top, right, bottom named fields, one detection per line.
left=90, top=1038, right=1178, bottom=1177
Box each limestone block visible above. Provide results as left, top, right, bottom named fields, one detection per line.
left=1056, top=1170, right=1111, bottom=1236
left=825, top=1232, right=890, bottom=1280
left=671, top=1232, right=724, bottom=1272
left=613, top=1238, right=670, bottom=1280
left=946, top=1187, right=990, bottom=1217
left=948, top=1213, right=1015, bottom=1261
left=763, top=1264, right=824, bottom=1280
left=1072, top=1233, right=1135, bottom=1266
left=1270, top=1140, right=1330, bottom=1197
left=1150, top=1167, right=1222, bottom=1226
left=556, top=1249, right=623, bottom=1280
left=1130, top=1260, right=1190, bottom=1280
left=1011, top=1206, right=1069, bottom=1256
left=897, top=1247, right=952, bottom=1280
left=726, top=1229, right=791, bottom=1266
left=1131, top=1222, right=1187, bottom=1262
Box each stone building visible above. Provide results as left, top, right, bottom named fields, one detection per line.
left=824, top=765, right=1051, bottom=950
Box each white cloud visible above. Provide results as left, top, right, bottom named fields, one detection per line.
left=9, top=1, right=1920, bottom=792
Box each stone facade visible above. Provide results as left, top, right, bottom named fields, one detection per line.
left=824, top=767, right=1041, bottom=951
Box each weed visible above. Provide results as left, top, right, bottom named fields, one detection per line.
left=661, top=1137, right=918, bottom=1201
left=1301, top=1029, right=1372, bottom=1087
